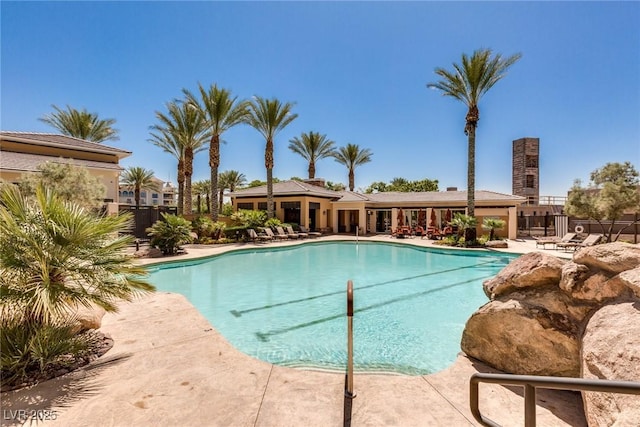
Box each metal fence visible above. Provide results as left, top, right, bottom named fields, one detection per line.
left=518, top=212, right=639, bottom=243
left=118, top=205, right=178, bottom=238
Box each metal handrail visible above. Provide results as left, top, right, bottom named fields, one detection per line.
left=470, top=372, right=640, bottom=427
left=345, top=280, right=356, bottom=398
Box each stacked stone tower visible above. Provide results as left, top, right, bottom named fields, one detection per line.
left=512, top=137, right=540, bottom=204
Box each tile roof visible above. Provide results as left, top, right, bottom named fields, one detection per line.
left=0, top=131, right=131, bottom=157
left=0, top=151, right=124, bottom=172
left=229, top=180, right=343, bottom=198
left=340, top=190, right=526, bottom=204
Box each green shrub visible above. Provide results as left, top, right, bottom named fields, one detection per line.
left=482, top=218, right=506, bottom=241
left=223, top=225, right=249, bottom=241
left=264, top=217, right=282, bottom=228
left=230, top=209, right=267, bottom=228
left=147, top=213, right=193, bottom=255
left=211, top=221, right=226, bottom=240
left=1, top=317, right=88, bottom=387
left=221, top=203, right=234, bottom=217
left=191, top=216, right=214, bottom=241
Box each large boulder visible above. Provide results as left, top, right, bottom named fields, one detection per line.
left=461, top=298, right=580, bottom=376
left=483, top=252, right=566, bottom=299
left=71, top=304, right=107, bottom=333
left=581, top=302, right=640, bottom=427
left=573, top=242, right=640, bottom=275
left=606, top=266, right=640, bottom=300
left=560, top=262, right=629, bottom=303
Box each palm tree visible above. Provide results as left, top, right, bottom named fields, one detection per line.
left=149, top=100, right=209, bottom=215
left=218, top=170, right=247, bottom=211
left=39, top=105, right=119, bottom=143
left=120, top=166, right=158, bottom=208
left=0, top=184, right=153, bottom=327
left=482, top=218, right=506, bottom=241
left=149, top=127, right=187, bottom=215
left=288, top=131, right=336, bottom=179
left=192, top=179, right=211, bottom=214
left=245, top=96, right=298, bottom=218
left=183, top=84, right=248, bottom=222
left=332, top=143, right=373, bottom=191
left=427, top=48, right=521, bottom=241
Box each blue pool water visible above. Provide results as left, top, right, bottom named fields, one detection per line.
left=148, top=241, right=516, bottom=375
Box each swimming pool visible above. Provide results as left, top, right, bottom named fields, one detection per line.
left=148, top=241, right=516, bottom=375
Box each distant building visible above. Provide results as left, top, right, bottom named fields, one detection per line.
left=512, top=137, right=540, bottom=205
left=0, top=131, right=130, bottom=203
left=118, top=177, right=177, bottom=206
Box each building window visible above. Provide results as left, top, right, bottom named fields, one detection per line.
left=237, top=202, right=254, bottom=210
left=140, top=191, right=146, bottom=198
left=152, top=193, right=158, bottom=199
left=526, top=155, right=538, bottom=168
left=526, top=175, right=535, bottom=188
left=152, top=200, right=159, bottom=205
left=257, top=202, right=267, bottom=211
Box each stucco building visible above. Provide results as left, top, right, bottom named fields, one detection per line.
left=0, top=131, right=130, bottom=203
left=230, top=179, right=526, bottom=239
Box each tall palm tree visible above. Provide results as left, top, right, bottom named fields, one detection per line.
left=149, top=101, right=209, bottom=215
left=120, top=166, right=158, bottom=208
left=333, top=143, right=373, bottom=191
left=149, top=126, right=187, bottom=215
left=183, top=84, right=248, bottom=222
left=245, top=96, right=298, bottom=218
left=288, top=131, right=336, bottom=179
left=39, top=105, right=119, bottom=143
left=218, top=170, right=247, bottom=211
left=427, top=48, right=521, bottom=241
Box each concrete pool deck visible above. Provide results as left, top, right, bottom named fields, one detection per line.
left=1, top=235, right=586, bottom=426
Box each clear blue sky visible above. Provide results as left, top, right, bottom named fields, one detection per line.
left=2, top=1, right=639, bottom=196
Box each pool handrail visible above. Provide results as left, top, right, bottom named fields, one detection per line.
left=470, top=372, right=640, bottom=427
left=345, top=280, right=355, bottom=398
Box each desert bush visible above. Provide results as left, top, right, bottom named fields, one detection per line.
left=231, top=209, right=267, bottom=228
left=191, top=216, right=215, bottom=241
left=147, top=213, right=193, bottom=255
left=264, top=217, right=282, bottom=228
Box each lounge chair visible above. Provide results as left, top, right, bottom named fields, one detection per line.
left=535, top=233, right=577, bottom=249
left=300, top=226, right=322, bottom=238
left=247, top=228, right=272, bottom=243
left=276, top=226, right=298, bottom=239
left=287, top=225, right=307, bottom=239
left=556, top=234, right=602, bottom=251
left=264, top=228, right=288, bottom=241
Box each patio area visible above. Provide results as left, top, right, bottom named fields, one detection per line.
left=1, top=236, right=585, bottom=426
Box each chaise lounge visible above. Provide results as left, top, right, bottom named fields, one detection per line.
left=556, top=233, right=603, bottom=251
left=535, top=232, right=577, bottom=249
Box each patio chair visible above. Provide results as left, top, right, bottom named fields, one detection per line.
left=287, top=225, right=307, bottom=239
left=535, top=232, right=577, bottom=249
left=264, top=228, right=288, bottom=241
left=247, top=228, right=272, bottom=243
left=556, top=234, right=602, bottom=251
left=300, top=226, right=322, bottom=238
left=276, top=226, right=298, bottom=239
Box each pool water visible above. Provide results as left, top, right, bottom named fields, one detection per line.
left=148, top=241, right=516, bottom=375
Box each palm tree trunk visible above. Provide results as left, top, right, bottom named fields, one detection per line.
left=308, top=161, right=316, bottom=180
left=266, top=138, right=275, bottom=218
left=210, top=135, right=220, bottom=222
left=135, top=187, right=140, bottom=208
left=177, top=160, right=185, bottom=216
left=196, top=195, right=201, bottom=214
left=184, top=148, right=193, bottom=215
left=348, top=169, right=355, bottom=191
left=205, top=194, right=210, bottom=214
left=465, top=105, right=478, bottom=242
left=219, top=188, right=224, bottom=214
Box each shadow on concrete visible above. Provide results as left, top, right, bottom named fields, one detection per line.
left=0, top=353, right=132, bottom=427
left=468, top=358, right=587, bottom=427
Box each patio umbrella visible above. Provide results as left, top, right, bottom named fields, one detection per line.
left=397, top=208, right=404, bottom=227
left=445, top=209, right=452, bottom=224
left=429, top=209, right=437, bottom=227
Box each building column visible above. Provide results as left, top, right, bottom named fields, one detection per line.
left=391, top=208, right=398, bottom=231
left=358, top=209, right=367, bottom=235
left=508, top=206, right=518, bottom=239
left=332, top=208, right=339, bottom=233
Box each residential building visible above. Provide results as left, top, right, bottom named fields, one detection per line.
left=229, top=179, right=526, bottom=239
left=118, top=177, right=177, bottom=206
left=0, top=131, right=130, bottom=203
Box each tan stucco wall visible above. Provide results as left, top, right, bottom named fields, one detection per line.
left=233, top=196, right=333, bottom=230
